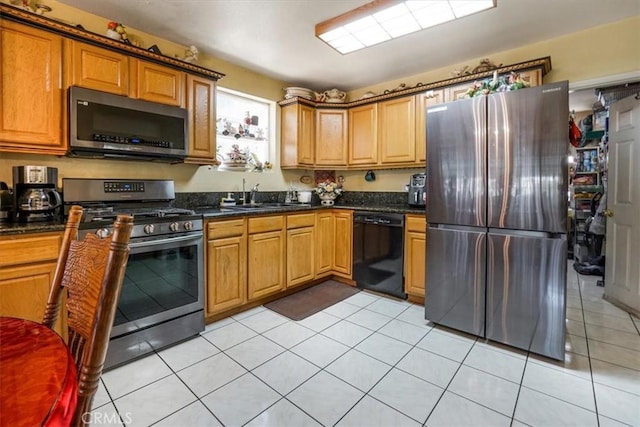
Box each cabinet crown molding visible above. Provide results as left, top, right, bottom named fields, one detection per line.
left=279, top=56, right=551, bottom=108
left=0, top=3, right=225, bottom=81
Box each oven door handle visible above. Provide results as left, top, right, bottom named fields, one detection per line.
left=128, top=234, right=202, bottom=249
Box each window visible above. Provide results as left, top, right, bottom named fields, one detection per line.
left=216, top=88, right=275, bottom=172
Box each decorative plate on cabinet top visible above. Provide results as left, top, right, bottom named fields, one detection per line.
left=283, top=87, right=314, bottom=100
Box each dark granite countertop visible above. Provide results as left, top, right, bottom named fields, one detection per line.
left=0, top=204, right=425, bottom=235
left=0, top=220, right=66, bottom=236
left=197, top=203, right=425, bottom=219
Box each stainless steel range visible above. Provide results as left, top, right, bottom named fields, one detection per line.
left=63, top=178, right=204, bottom=369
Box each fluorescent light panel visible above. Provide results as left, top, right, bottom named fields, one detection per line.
left=317, top=0, right=496, bottom=54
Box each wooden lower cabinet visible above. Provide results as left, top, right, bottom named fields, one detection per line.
left=315, top=211, right=333, bottom=277
left=205, top=219, right=246, bottom=316
left=0, top=232, right=65, bottom=335
left=247, top=216, right=285, bottom=300
left=286, top=213, right=316, bottom=288
left=332, top=210, right=353, bottom=278
left=404, top=215, right=426, bottom=299
left=205, top=209, right=355, bottom=319
left=286, top=229, right=315, bottom=288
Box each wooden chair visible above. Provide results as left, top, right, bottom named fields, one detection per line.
left=42, top=205, right=134, bottom=426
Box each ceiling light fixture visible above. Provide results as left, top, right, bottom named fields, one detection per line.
left=316, top=0, right=496, bottom=54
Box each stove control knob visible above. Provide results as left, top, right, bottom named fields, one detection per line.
left=169, top=222, right=179, bottom=232
left=184, top=221, right=193, bottom=231
left=95, top=228, right=110, bottom=239
left=144, top=224, right=155, bottom=234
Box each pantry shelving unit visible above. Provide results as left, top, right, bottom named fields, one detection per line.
left=570, top=140, right=604, bottom=261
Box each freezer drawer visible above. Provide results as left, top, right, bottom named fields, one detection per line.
left=425, top=226, right=486, bottom=336
left=486, top=231, right=567, bottom=360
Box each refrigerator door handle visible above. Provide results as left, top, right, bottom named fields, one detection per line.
left=487, top=228, right=567, bottom=239
left=430, top=223, right=485, bottom=232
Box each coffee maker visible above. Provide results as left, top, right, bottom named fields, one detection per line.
left=408, top=173, right=426, bottom=207
left=13, top=166, right=62, bottom=222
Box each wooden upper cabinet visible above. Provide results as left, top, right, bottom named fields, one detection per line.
left=517, top=69, right=542, bottom=87
left=446, top=69, right=543, bottom=102
left=130, top=59, right=185, bottom=107
left=67, top=40, right=129, bottom=95
left=348, top=103, right=378, bottom=166
left=185, top=75, right=216, bottom=164
left=0, top=21, right=64, bottom=153
left=315, top=109, right=347, bottom=167
left=415, top=89, right=445, bottom=163
left=378, top=96, right=415, bottom=164
left=281, top=103, right=315, bottom=167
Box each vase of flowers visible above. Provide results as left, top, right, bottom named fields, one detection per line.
left=315, top=180, right=343, bottom=206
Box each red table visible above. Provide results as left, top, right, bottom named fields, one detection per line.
left=0, top=317, right=78, bottom=427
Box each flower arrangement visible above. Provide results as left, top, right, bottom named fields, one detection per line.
left=316, top=180, right=343, bottom=196
left=315, top=180, right=343, bottom=205
left=464, top=72, right=530, bottom=98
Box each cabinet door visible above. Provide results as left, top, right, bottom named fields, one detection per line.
left=404, top=231, right=426, bottom=297
left=68, top=40, right=129, bottom=95
left=315, top=109, right=347, bottom=167
left=206, top=235, right=246, bottom=315
left=315, top=211, right=333, bottom=277
left=247, top=230, right=285, bottom=300
left=517, top=69, right=542, bottom=87
left=286, top=227, right=315, bottom=288
left=131, top=59, right=185, bottom=106
left=0, top=21, right=63, bottom=153
left=379, top=97, right=416, bottom=164
left=445, top=83, right=471, bottom=102
left=281, top=103, right=314, bottom=167
left=348, top=104, right=378, bottom=165
left=333, top=210, right=353, bottom=277
left=186, top=75, right=216, bottom=163
left=0, top=263, right=65, bottom=335
left=415, top=90, right=445, bottom=164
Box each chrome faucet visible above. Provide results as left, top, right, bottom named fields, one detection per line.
left=250, top=183, right=260, bottom=205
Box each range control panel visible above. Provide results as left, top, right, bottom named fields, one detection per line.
left=104, top=182, right=145, bottom=193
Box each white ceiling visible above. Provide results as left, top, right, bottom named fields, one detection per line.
left=59, top=0, right=640, bottom=111
left=56, top=0, right=639, bottom=93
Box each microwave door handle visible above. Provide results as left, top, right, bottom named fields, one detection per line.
left=128, top=234, right=201, bottom=249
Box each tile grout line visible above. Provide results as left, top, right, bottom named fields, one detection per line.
left=576, top=269, right=601, bottom=427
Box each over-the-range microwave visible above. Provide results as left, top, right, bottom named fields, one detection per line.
left=68, top=86, right=188, bottom=163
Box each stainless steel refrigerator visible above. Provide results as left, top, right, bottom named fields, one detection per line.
left=425, top=82, right=568, bottom=360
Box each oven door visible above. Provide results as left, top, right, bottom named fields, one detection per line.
left=111, top=232, right=204, bottom=337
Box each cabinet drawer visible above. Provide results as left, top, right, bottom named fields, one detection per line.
left=207, top=219, right=245, bottom=240
left=405, top=215, right=426, bottom=233
left=0, top=233, right=62, bottom=267
left=287, top=213, right=315, bottom=229
left=248, top=215, right=284, bottom=234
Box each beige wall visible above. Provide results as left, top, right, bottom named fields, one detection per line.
left=1, top=2, right=638, bottom=194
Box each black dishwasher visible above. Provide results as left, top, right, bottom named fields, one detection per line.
left=352, top=211, right=406, bottom=299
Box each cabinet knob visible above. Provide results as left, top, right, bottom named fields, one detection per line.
left=603, top=209, right=614, bottom=217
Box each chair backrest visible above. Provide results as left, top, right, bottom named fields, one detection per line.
left=42, top=205, right=133, bottom=426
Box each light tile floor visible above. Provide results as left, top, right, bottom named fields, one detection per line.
left=91, top=266, right=640, bottom=426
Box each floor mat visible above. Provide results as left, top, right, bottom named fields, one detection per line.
left=264, top=280, right=360, bottom=321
